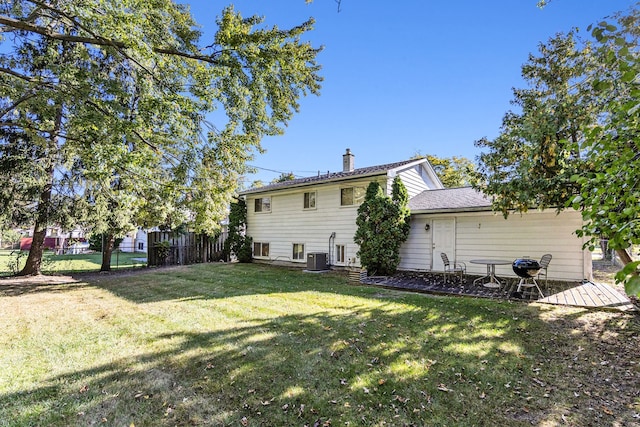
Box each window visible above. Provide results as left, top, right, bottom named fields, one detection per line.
left=292, top=243, right=305, bottom=260
left=340, top=187, right=366, bottom=206
left=336, top=245, right=346, bottom=264
left=254, top=197, right=271, bottom=213
left=138, top=242, right=144, bottom=251
left=303, top=191, right=316, bottom=209
left=253, top=242, right=270, bottom=257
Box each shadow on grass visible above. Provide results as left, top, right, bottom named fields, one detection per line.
left=90, top=263, right=360, bottom=303
left=2, top=263, right=638, bottom=426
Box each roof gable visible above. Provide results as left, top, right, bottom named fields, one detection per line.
left=240, top=157, right=441, bottom=195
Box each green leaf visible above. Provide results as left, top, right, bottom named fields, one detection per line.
left=624, top=275, right=640, bottom=297
left=621, top=70, right=637, bottom=82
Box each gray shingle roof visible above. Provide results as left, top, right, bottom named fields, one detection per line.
left=409, top=187, right=492, bottom=212
left=240, top=158, right=424, bottom=195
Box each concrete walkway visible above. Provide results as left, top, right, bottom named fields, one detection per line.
left=359, top=272, right=637, bottom=312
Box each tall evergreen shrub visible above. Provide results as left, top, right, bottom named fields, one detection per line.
left=224, top=198, right=252, bottom=263
left=354, top=177, right=411, bottom=275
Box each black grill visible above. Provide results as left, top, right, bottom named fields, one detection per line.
left=512, top=259, right=541, bottom=278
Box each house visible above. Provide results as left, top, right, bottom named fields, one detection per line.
left=119, top=228, right=150, bottom=253
left=403, top=187, right=591, bottom=282
left=239, top=149, right=592, bottom=282
left=19, top=226, right=87, bottom=254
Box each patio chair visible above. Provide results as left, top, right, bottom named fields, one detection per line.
left=440, top=252, right=466, bottom=284
left=537, top=254, right=552, bottom=286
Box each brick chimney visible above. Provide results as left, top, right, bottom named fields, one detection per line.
left=342, top=148, right=354, bottom=172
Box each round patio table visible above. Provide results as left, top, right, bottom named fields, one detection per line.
left=470, top=259, right=513, bottom=288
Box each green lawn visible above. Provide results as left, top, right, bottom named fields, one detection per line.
left=0, top=249, right=146, bottom=276
left=0, top=263, right=638, bottom=426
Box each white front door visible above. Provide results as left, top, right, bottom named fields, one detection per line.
left=432, top=218, right=456, bottom=271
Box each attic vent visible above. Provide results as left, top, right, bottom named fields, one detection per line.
left=343, top=148, right=354, bottom=172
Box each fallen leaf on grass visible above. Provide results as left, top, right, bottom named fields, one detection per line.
left=532, top=378, right=546, bottom=387
left=394, top=395, right=409, bottom=403
left=602, top=406, right=614, bottom=415
left=437, top=384, right=452, bottom=392
left=240, top=416, right=248, bottom=426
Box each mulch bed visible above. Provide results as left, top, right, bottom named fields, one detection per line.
left=361, top=271, right=582, bottom=302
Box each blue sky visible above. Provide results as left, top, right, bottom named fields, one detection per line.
left=186, top=0, right=634, bottom=185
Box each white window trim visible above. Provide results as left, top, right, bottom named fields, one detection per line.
left=254, top=197, right=271, bottom=213
left=336, top=244, right=346, bottom=264
left=253, top=242, right=270, bottom=258
left=292, top=243, right=305, bottom=261
left=340, top=186, right=365, bottom=207
left=303, top=191, right=317, bottom=210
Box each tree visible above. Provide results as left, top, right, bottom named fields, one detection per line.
left=0, top=1, right=322, bottom=275
left=354, top=177, right=410, bottom=276
left=271, top=172, right=296, bottom=183
left=0, top=228, right=21, bottom=249
left=473, top=5, right=640, bottom=296
left=426, top=155, right=475, bottom=188
left=573, top=9, right=640, bottom=296
left=224, top=198, right=252, bottom=263
left=412, top=153, right=475, bottom=187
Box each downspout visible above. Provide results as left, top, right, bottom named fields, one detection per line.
left=328, top=232, right=336, bottom=266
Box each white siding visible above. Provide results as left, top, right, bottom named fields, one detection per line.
left=246, top=178, right=381, bottom=268
left=400, top=209, right=591, bottom=281
left=392, top=164, right=442, bottom=198
left=396, top=167, right=429, bottom=198
left=399, top=216, right=433, bottom=271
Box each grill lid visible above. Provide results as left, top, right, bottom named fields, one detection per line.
left=512, top=259, right=541, bottom=278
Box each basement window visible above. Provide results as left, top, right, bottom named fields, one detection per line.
left=292, top=243, right=305, bottom=260
left=336, top=245, right=346, bottom=264
left=253, top=242, right=270, bottom=258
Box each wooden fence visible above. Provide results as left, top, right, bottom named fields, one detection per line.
left=147, top=231, right=228, bottom=267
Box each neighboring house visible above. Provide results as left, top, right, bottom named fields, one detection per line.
left=119, top=228, right=150, bottom=253
left=19, top=226, right=87, bottom=253
left=239, top=149, right=592, bottom=282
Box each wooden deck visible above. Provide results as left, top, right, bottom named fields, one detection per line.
left=538, top=281, right=637, bottom=312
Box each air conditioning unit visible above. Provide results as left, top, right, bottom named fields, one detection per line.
left=307, top=252, right=328, bottom=271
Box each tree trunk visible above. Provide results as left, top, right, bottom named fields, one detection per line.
left=19, top=165, right=53, bottom=276
left=19, top=106, right=63, bottom=276
left=19, top=221, right=47, bottom=276
left=616, top=248, right=633, bottom=266
left=100, top=233, right=115, bottom=272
